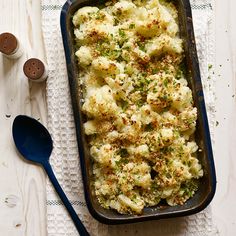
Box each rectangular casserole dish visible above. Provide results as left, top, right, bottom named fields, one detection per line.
left=60, top=0, right=216, bottom=224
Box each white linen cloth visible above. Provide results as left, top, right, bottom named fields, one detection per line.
left=41, top=0, right=218, bottom=235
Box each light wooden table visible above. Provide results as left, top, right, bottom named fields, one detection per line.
left=0, top=0, right=235, bottom=235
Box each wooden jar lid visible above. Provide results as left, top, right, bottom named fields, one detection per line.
left=0, top=32, right=18, bottom=55
left=23, top=58, right=45, bottom=80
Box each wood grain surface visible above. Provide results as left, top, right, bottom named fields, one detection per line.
left=0, top=1, right=47, bottom=236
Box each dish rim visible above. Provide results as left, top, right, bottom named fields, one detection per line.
left=60, top=0, right=217, bottom=224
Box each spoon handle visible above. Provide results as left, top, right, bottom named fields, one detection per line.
left=43, top=161, right=90, bottom=236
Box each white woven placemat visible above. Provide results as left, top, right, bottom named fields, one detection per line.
left=41, top=0, right=218, bottom=235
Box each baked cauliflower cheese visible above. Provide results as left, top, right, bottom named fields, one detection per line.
left=73, top=0, right=203, bottom=215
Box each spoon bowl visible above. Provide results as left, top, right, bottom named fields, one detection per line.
left=12, top=115, right=89, bottom=236
left=13, top=115, right=52, bottom=163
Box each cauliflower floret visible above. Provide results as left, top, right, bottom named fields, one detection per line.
left=120, top=161, right=151, bottom=190
left=179, top=78, right=188, bottom=86
left=133, top=162, right=150, bottom=174
left=75, top=46, right=92, bottom=66
left=82, top=85, right=120, bottom=119
left=133, top=47, right=150, bottom=64
left=132, top=162, right=151, bottom=189
left=161, top=111, right=178, bottom=126
left=160, top=128, right=174, bottom=144
left=189, top=158, right=204, bottom=178
left=94, top=10, right=114, bottom=25
left=161, top=188, right=174, bottom=198
left=114, top=113, right=129, bottom=130
left=147, top=90, right=171, bottom=110
left=172, top=160, right=192, bottom=180
left=134, top=4, right=178, bottom=38
left=113, top=0, right=136, bottom=16
left=139, top=104, right=161, bottom=125
left=134, top=7, right=162, bottom=37
left=109, top=200, right=122, bottom=213
left=106, top=130, right=120, bottom=142
left=100, top=184, right=111, bottom=195
left=84, top=120, right=97, bottom=135
left=121, top=39, right=136, bottom=61
left=90, top=144, right=115, bottom=165
left=146, top=0, right=161, bottom=9
left=95, top=175, right=118, bottom=198
left=172, top=86, right=193, bottom=111
left=134, top=174, right=151, bottom=189
left=185, top=141, right=198, bottom=154
left=92, top=57, right=123, bottom=77
left=146, top=34, right=183, bottom=57
left=73, top=7, right=99, bottom=26
left=118, top=194, right=144, bottom=214
left=178, top=107, right=197, bottom=131
left=136, top=144, right=150, bottom=157
left=119, top=124, right=141, bottom=143
left=74, top=23, right=115, bottom=45
left=84, top=120, right=113, bottom=135
left=159, top=5, right=178, bottom=36
left=91, top=23, right=115, bottom=37
left=74, top=28, right=86, bottom=45
left=104, top=74, right=134, bottom=98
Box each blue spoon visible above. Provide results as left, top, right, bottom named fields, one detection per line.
left=12, top=115, right=89, bottom=236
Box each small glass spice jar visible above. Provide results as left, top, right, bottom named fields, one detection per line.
left=23, top=58, right=48, bottom=82
left=0, top=32, right=23, bottom=59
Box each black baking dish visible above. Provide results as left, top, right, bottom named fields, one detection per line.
left=60, top=0, right=216, bottom=224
